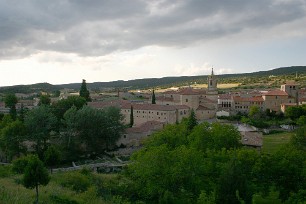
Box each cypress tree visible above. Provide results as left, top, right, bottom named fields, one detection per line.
left=130, top=106, right=134, bottom=127
left=187, top=109, right=197, bottom=131
left=152, top=89, right=156, bottom=104
left=79, top=79, right=91, bottom=102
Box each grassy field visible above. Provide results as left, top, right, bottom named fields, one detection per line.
left=262, top=131, right=293, bottom=154
left=0, top=167, right=126, bottom=204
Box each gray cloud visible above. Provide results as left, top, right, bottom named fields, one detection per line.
left=0, top=0, right=305, bottom=59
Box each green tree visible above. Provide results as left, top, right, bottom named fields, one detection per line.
left=79, top=79, right=91, bottom=102
left=152, top=89, right=156, bottom=104
left=249, top=105, right=260, bottom=119
left=24, top=106, right=57, bottom=158
left=0, top=114, right=13, bottom=129
left=18, top=103, right=28, bottom=121
left=130, top=105, right=134, bottom=127
left=63, top=106, right=125, bottom=154
left=187, top=109, right=197, bottom=132
left=291, top=125, right=306, bottom=151
left=270, top=146, right=306, bottom=202
left=297, top=115, right=306, bottom=126
left=189, top=122, right=241, bottom=151
left=38, top=94, right=51, bottom=106
left=285, top=105, right=306, bottom=121
left=104, top=106, right=125, bottom=149
left=0, top=120, right=27, bottom=161
left=44, top=145, right=61, bottom=173
left=52, top=96, right=86, bottom=120
left=4, top=93, right=18, bottom=120
left=22, top=155, right=50, bottom=204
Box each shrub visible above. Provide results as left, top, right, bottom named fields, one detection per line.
left=49, top=194, right=79, bottom=204
left=59, top=172, right=91, bottom=193
left=0, top=165, right=12, bottom=178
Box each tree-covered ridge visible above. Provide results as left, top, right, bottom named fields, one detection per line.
left=0, top=66, right=305, bottom=93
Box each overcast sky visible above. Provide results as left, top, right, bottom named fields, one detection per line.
left=0, top=0, right=306, bottom=86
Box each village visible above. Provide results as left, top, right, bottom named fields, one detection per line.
left=1, top=68, right=305, bottom=154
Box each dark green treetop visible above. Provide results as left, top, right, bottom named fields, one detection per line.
left=79, top=79, right=91, bottom=102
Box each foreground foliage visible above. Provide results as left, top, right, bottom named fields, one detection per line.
left=127, top=121, right=306, bottom=203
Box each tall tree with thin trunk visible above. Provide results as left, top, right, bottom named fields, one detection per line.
left=79, top=79, right=91, bottom=102
left=152, top=89, right=156, bottom=104
left=130, top=105, right=134, bottom=127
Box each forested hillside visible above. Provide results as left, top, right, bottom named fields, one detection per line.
left=0, top=66, right=305, bottom=93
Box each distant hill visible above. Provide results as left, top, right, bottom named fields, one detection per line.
left=0, top=66, right=305, bottom=94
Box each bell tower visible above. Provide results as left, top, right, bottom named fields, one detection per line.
left=207, top=67, right=217, bottom=92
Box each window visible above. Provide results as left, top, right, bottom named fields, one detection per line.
left=186, top=99, right=188, bottom=102
left=157, top=112, right=159, bottom=115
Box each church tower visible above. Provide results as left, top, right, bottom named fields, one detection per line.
left=207, top=67, right=217, bottom=92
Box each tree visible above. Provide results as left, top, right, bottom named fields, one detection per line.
left=187, top=109, right=197, bottom=131
left=0, top=120, right=27, bottom=161
left=285, top=105, right=306, bottom=121
left=297, top=115, right=306, bottom=126
left=151, top=89, right=156, bottom=104
left=104, top=107, right=126, bottom=149
left=38, top=94, right=51, bottom=106
left=189, top=122, right=241, bottom=151
left=22, top=155, right=50, bottom=204
left=52, top=96, right=86, bottom=120
left=79, top=79, right=91, bottom=102
left=44, top=145, right=61, bottom=173
left=291, top=125, right=306, bottom=151
left=63, top=106, right=125, bottom=155
left=4, top=93, right=18, bottom=120
left=270, top=146, right=306, bottom=202
left=24, top=106, right=57, bottom=158
left=130, top=106, right=134, bottom=127
left=249, top=105, right=260, bottom=119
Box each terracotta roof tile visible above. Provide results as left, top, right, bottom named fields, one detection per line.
left=126, top=121, right=164, bottom=133
left=196, top=105, right=214, bottom=111
left=233, top=96, right=264, bottom=102
left=263, top=90, right=288, bottom=96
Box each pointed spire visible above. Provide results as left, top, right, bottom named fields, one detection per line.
left=211, top=66, right=214, bottom=76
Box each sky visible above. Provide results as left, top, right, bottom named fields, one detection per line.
left=0, top=0, right=306, bottom=87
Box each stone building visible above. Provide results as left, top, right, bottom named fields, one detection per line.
left=156, top=68, right=218, bottom=120
left=121, top=104, right=190, bottom=126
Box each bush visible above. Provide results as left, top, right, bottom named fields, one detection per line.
left=58, top=172, right=91, bottom=193
left=49, top=194, right=79, bottom=204
left=0, top=165, right=12, bottom=178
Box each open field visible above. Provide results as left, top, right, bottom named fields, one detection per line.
left=262, top=131, right=293, bottom=154
left=192, top=83, right=240, bottom=89
left=134, top=83, right=241, bottom=93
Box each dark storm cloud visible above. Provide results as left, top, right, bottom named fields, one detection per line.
left=0, top=0, right=305, bottom=59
